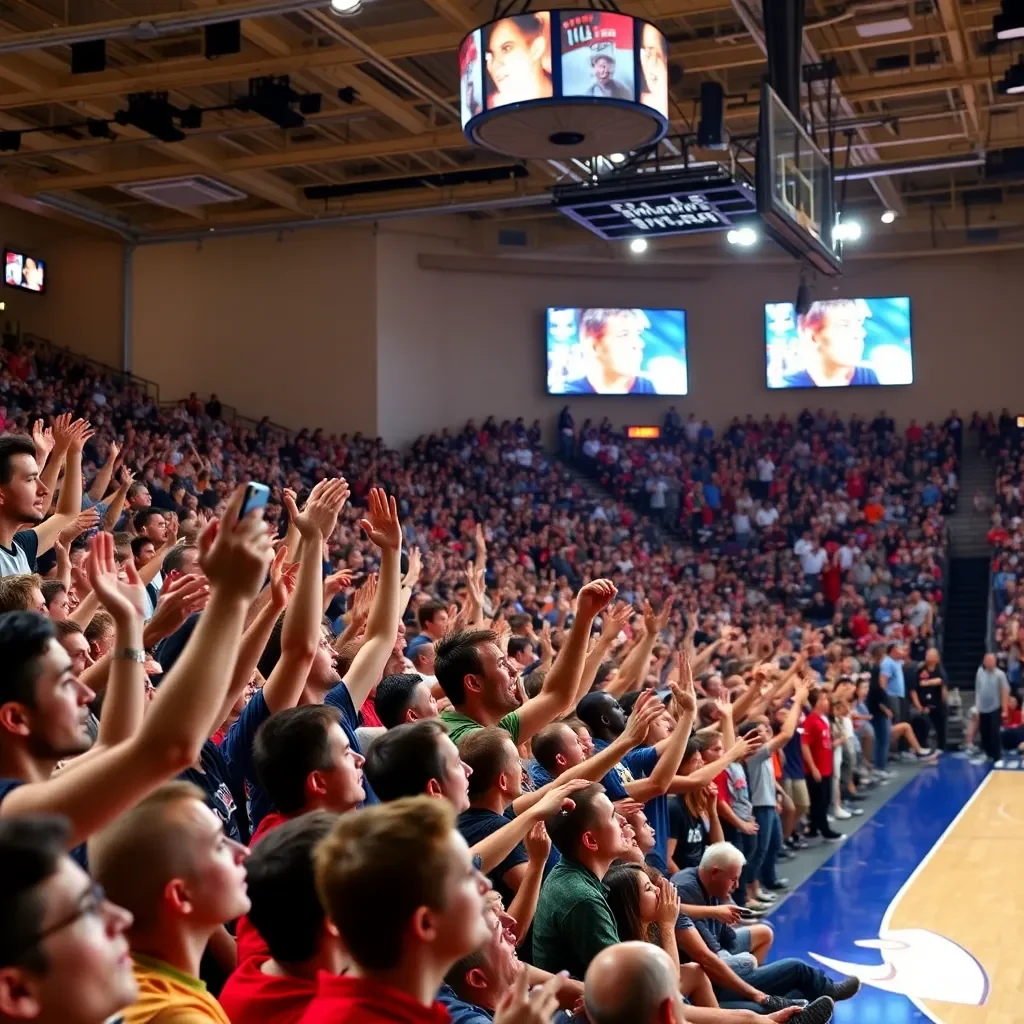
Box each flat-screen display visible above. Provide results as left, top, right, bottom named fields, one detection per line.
left=546, top=307, right=688, bottom=395
left=637, top=21, right=669, bottom=119
left=4, top=250, right=45, bottom=293
left=560, top=12, right=635, bottom=100
left=482, top=13, right=553, bottom=110
left=765, top=296, right=912, bottom=389
left=459, top=31, right=483, bottom=126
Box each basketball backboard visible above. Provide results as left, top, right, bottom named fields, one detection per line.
left=756, top=82, right=842, bottom=276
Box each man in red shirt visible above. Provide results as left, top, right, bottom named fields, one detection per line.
left=300, top=796, right=490, bottom=1024
left=220, top=813, right=341, bottom=1024
left=800, top=689, right=843, bottom=842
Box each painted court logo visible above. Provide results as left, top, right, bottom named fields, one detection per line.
left=810, top=929, right=989, bottom=1006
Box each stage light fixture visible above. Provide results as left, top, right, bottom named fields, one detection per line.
left=1000, top=58, right=1024, bottom=94
left=337, top=86, right=358, bottom=105
left=629, top=238, right=648, bottom=254
left=330, top=0, right=363, bottom=13
left=235, top=76, right=314, bottom=130
left=881, top=209, right=896, bottom=224
left=114, top=92, right=184, bottom=142
left=609, top=152, right=627, bottom=164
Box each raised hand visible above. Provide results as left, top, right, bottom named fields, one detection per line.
left=67, top=418, right=95, bottom=452
left=539, top=619, right=554, bottom=661
left=493, top=968, right=563, bottom=1024
left=350, top=573, right=378, bottom=627
left=730, top=732, right=763, bottom=760
left=655, top=595, right=675, bottom=631
left=323, top=567, right=353, bottom=602
left=198, top=483, right=274, bottom=601
left=269, top=545, right=299, bottom=609
left=576, top=578, right=617, bottom=621
left=402, top=547, right=422, bottom=589
left=600, top=600, right=632, bottom=643
left=533, top=777, right=590, bottom=819
left=50, top=412, right=74, bottom=450
left=117, top=465, right=135, bottom=490
left=288, top=478, right=351, bottom=540
left=524, top=820, right=551, bottom=863
left=622, top=689, right=663, bottom=747
left=59, top=507, right=101, bottom=544
left=656, top=874, right=681, bottom=929
left=146, top=574, right=210, bottom=640
left=86, top=531, right=144, bottom=624
left=32, top=419, right=54, bottom=462
left=359, top=487, right=401, bottom=552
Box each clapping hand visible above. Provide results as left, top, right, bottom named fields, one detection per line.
left=359, top=487, right=401, bottom=552
left=86, top=531, right=144, bottom=624
left=622, top=689, right=664, bottom=747
left=493, top=968, right=564, bottom=1024
left=655, top=875, right=681, bottom=929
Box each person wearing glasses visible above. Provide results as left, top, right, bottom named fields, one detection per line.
left=89, top=783, right=250, bottom=1024
left=0, top=814, right=136, bottom=1024
left=298, top=797, right=491, bottom=1024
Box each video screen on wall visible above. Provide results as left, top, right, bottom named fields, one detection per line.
left=546, top=307, right=688, bottom=396
left=481, top=13, right=553, bottom=111
left=560, top=12, right=634, bottom=100
left=765, top=296, right=912, bottom=389
left=4, top=250, right=45, bottom=293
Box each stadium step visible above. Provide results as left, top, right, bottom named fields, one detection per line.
left=942, top=556, right=991, bottom=687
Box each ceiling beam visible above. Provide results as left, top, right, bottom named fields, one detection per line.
left=935, top=0, right=980, bottom=139
left=30, top=128, right=470, bottom=192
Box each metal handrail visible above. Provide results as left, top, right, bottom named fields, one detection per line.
left=23, top=332, right=161, bottom=401
left=158, top=396, right=294, bottom=440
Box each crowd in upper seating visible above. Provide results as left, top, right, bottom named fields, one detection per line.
left=0, top=336, right=970, bottom=1024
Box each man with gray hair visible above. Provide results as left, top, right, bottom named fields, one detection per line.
left=674, top=843, right=860, bottom=1011
left=584, top=942, right=836, bottom=1024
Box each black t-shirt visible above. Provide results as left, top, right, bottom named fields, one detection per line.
left=913, top=663, right=948, bottom=709
left=668, top=795, right=709, bottom=871
left=0, top=779, right=88, bottom=867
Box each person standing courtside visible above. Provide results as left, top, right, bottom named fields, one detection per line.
left=973, top=653, right=1010, bottom=764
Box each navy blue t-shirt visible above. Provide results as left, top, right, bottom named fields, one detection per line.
left=458, top=807, right=528, bottom=909
left=0, top=779, right=88, bottom=867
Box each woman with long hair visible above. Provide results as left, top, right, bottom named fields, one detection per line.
left=604, top=862, right=720, bottom=1008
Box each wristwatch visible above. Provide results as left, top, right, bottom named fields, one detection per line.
left=113, top=648, right=146, bottom=663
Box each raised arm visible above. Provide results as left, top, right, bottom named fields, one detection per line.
left=6, top=485, right=274, bottom=849
left=341, top=488, right=403, bottom=712
left=35, top=419, right=91, bottom=555
left=263, top=480, right=349, bottom=713
left=88, top=441, right=120, bottom=502
left=513, top=579, right=617, bottom=745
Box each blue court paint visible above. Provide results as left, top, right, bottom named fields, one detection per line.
left=764, top=758, right=990, bottom=1023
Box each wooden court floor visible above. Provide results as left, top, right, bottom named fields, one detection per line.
left=887, top=769, right=1024, bottom=1024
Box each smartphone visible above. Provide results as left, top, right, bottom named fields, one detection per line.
left=239, top=482, right=271, bottom=518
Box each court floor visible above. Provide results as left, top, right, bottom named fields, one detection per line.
left=766, top=757, right=1023, bottom=1024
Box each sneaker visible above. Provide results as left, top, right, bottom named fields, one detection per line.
left=969, top=755, right=990, bottom=766
left=790, top=996, right=836, bottom=1024
left=875, top=769, right=895, bottom=780
left=827, top=976, right=862, bottom=1001
left=917, top=748, right=933, bottom=757
left=843, top=805, right=865, bottom=817
left=746, top=899, right=773, bottom=912
left=777, top=848, right=797, bottom=861
left=832, top=807, right=852, bottom=820
left=790, top=837, right=810, bottom=849
left=754, top=889, right=778, bottom=902
left=917, top=752, right=940, bottom=765
left=761, top=995, right=803, bottom=1013
left=765, top=879, right=790, bottom=890
left=822, top=831, right=846, bottom=843
left=845, top=792, right=866, bottom=802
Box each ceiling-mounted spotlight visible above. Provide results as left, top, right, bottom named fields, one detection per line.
left=337, top=86, right=358, bottom=105
left=609, top=152, right=627, bottom=164
left=833, top=219, right=863, bottom=242
left=330, top=0, right=363, bottom=13
left=86, top=119, right=112, bottom=139
left=994, top=0, right=1024, bottom=40
left=629, top=238, right=648, bottom=254
left=726, top=226, right=758, bottom=247
left=880, top=209, right=896, bottom=224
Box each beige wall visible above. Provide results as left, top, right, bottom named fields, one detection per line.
left=0, top=204, right=124, bottom=367
left=120, top=214, right=1023, bottom=445
left=131, top=226, right=378, bottom=434
left=376, top=231, right=1024, bottom=445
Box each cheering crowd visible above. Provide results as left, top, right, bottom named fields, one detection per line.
left=0, top=337, right=968, bottom=1024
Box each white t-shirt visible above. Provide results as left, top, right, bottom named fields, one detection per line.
left=756, top=457, right=776, bottom=482
left=800, top=547, right=828, bottom=575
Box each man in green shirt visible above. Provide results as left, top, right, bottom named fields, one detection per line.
left=532, top=782, right=632, bottom=978
left=437, top=580, right=617, bottom=747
